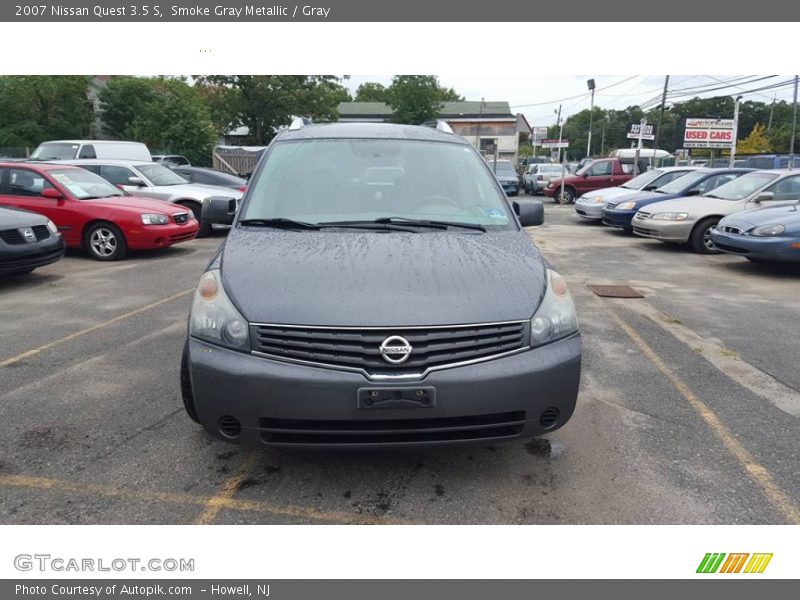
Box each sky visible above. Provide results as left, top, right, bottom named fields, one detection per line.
left=344, top=75, right=799, bottom=128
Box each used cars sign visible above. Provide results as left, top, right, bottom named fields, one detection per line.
left=681, top=118, right=734, bottom=149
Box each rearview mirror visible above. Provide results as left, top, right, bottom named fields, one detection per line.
left=202, top=196, right=237, bottom=225
left=755, top=191, right=775, bottom=202
left=41, top=188, right=63, bottom=200
left=127, top=176, right=145, bottom=186
left=513, top=199, right=544, bottom=227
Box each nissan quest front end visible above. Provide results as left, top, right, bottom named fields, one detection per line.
left=181, top=122, right=582, bottom=448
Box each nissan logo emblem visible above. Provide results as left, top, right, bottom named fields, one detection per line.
left=379, top=335, right=412, bottom=365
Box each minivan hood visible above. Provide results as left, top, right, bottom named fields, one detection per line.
left=221, top=229, right=547, bottom=327
left=0, top=206, right=49, bottom=227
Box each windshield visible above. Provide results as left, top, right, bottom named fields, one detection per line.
left=135, top=163, right=188, bottom=186
left=242, top=139, right=514, bottom=229
left=621, top=169, right=663, bottom=189
left=487, top=161, right=516, bottom=176
left=703, top=172, right=779, bottom=200
left=30, top=143, right=79, bottom=160
left=49, top=168, right=124, bottom=199
left=655, top=171, right=709, bottom=194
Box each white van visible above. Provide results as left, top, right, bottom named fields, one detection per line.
left=30, top=140, right=151, bottom=162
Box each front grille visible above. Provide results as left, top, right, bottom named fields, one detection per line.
left=251, top=321, right=528, bottom=376
left=0, top=229, right=24, bottom=244
left=168, top=231, right=196, bottom=242
left=258, top=411, right=526, bottom=445
left=0, top=225, right=49, bottom=244
left=714, top=242, right=749, bottom=255
left=173, top=212, right=190, bottom=225
left=633, top=226, right=659, bottom=237
left=634, top=211, right=651, bottom=220
left=719, top=225, right=742, bottom=235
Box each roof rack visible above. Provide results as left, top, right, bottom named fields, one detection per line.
left=421, top=119, right=454, bottom=134
left=289, top=116, right=312, bottom=131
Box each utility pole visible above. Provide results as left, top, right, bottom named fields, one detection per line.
left=767, top=95, right=776, bottom=131
left=652, top=75, right=669, bottom=167
left=729, top=95, right=742, bottom=168
left=633, top=117, right=646, bottom=175
left=556, top=104, right=567, bottom=203
left=586, top=78, right=596, bottom=158
left=790, top=76, right=798, bottom=170
left=476, top=97, right=484, bottom=156
left=600, top=119, right=606, bottom=156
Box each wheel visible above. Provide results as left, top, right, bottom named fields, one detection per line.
left=689, top=217, right=721, bottom=254
left=556, top=187, right=575, bottom=204
left=84, top=222, right=127, bottom=261
left=182, top=202, right=212, bottom=237
left=180, top=341, right=200, bottom=424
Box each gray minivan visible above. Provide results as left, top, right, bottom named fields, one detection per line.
left=181, top=121, right=582, bottom=448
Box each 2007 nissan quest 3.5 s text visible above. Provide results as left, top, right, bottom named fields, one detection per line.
left=181, top=121, right=582, bottom=448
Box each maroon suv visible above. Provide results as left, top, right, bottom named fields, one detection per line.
left=543, top=158, right=635, bottom=203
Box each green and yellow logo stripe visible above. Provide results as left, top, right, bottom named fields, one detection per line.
left=697, top=553, right=773, bottom=574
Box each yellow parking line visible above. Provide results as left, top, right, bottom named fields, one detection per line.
left=0, top=289, right=193, bottom=368
left=193, top=452, right=261, bottom=525
left=0, top=473, right=394, bottom=525
left=609, top=308, right=800, bottom=525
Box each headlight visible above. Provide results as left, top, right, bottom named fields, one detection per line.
left=140, top=213, right=168, bottom=225
left=189, top=269, right=250, bottom=351
left=651, top=212, right=689, bottom=221
left=45, top=219, right=58, bottom=234
left=530, top=269, right=580, bottom=347
left=615, top=201, right=636, bottom=210
left=750, top=224, right=786, bottom=237
left=588, top=196, right=604, bottom=204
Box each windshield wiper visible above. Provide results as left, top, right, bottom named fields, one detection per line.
left=704, top=194, right=722, bottom=199
left=371, top=217, right=486, bottom=232
left=239, top=218, right=321, bottom=230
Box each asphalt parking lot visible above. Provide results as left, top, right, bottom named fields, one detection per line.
left=1, top=205, right=799, bottom=525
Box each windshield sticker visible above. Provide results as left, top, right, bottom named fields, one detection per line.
left=483, top=208, right=506, bottom=219
left=50, top=173, right=74, bottom=184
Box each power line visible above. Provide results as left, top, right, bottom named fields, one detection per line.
left=510, top=75, right=638, bottom=109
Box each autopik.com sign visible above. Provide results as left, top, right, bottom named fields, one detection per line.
left=683, top=118, right=734, bottom=149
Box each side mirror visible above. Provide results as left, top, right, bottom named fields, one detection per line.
left=41, top=188, right=63, bottom=200
left=643, top=184, right=657, bottom=191
left=582, top=172, right=589, bottom=178
left=513, top=199, right=544, bottom=227
left=202, top=196, right=237, bottom=225
left=127, top=176, right=145, bottom=187
left=754, top=191, right=775, bottom=203
left=685, top=189, right=701, bottom=196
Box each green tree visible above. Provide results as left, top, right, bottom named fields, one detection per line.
left=354, top=82, right=388, bottom=102
left=0, top=76, right=93, bottom=149
left=195, top=76, right=351, bottom=144
left=100, top=77, right=217, bottom=165
left=385, top=75, right=463, bottom=125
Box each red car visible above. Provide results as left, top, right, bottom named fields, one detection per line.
left=542, top=158, right=635, bottom=204
left=0, top=162, right=199, bottom=260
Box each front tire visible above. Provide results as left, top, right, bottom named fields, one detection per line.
left=556, top=187, right=575, bottom=204
left=689, top=217, right=721, bottom=254
left=84, top=222, right=127, bottom=261
left=181, top=341, right=200, bottom=424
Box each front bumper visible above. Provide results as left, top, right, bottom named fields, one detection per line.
left=0, top=234, right=65, bottom=274
left=574, top=199, right=604, bottom=219
left=710, top=229, right=800, bottom=262
left=187, top=334, right=582, bottom=449
left=126, top=222, right=199, bottom=250
left=632, top=217, right=693, bottom=242
left=601, top=208, right=636, bottom=230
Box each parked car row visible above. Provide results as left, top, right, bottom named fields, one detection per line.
left=0, top=140, right=246, bottom=274
left=572, top=167, right=800, bottom=264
